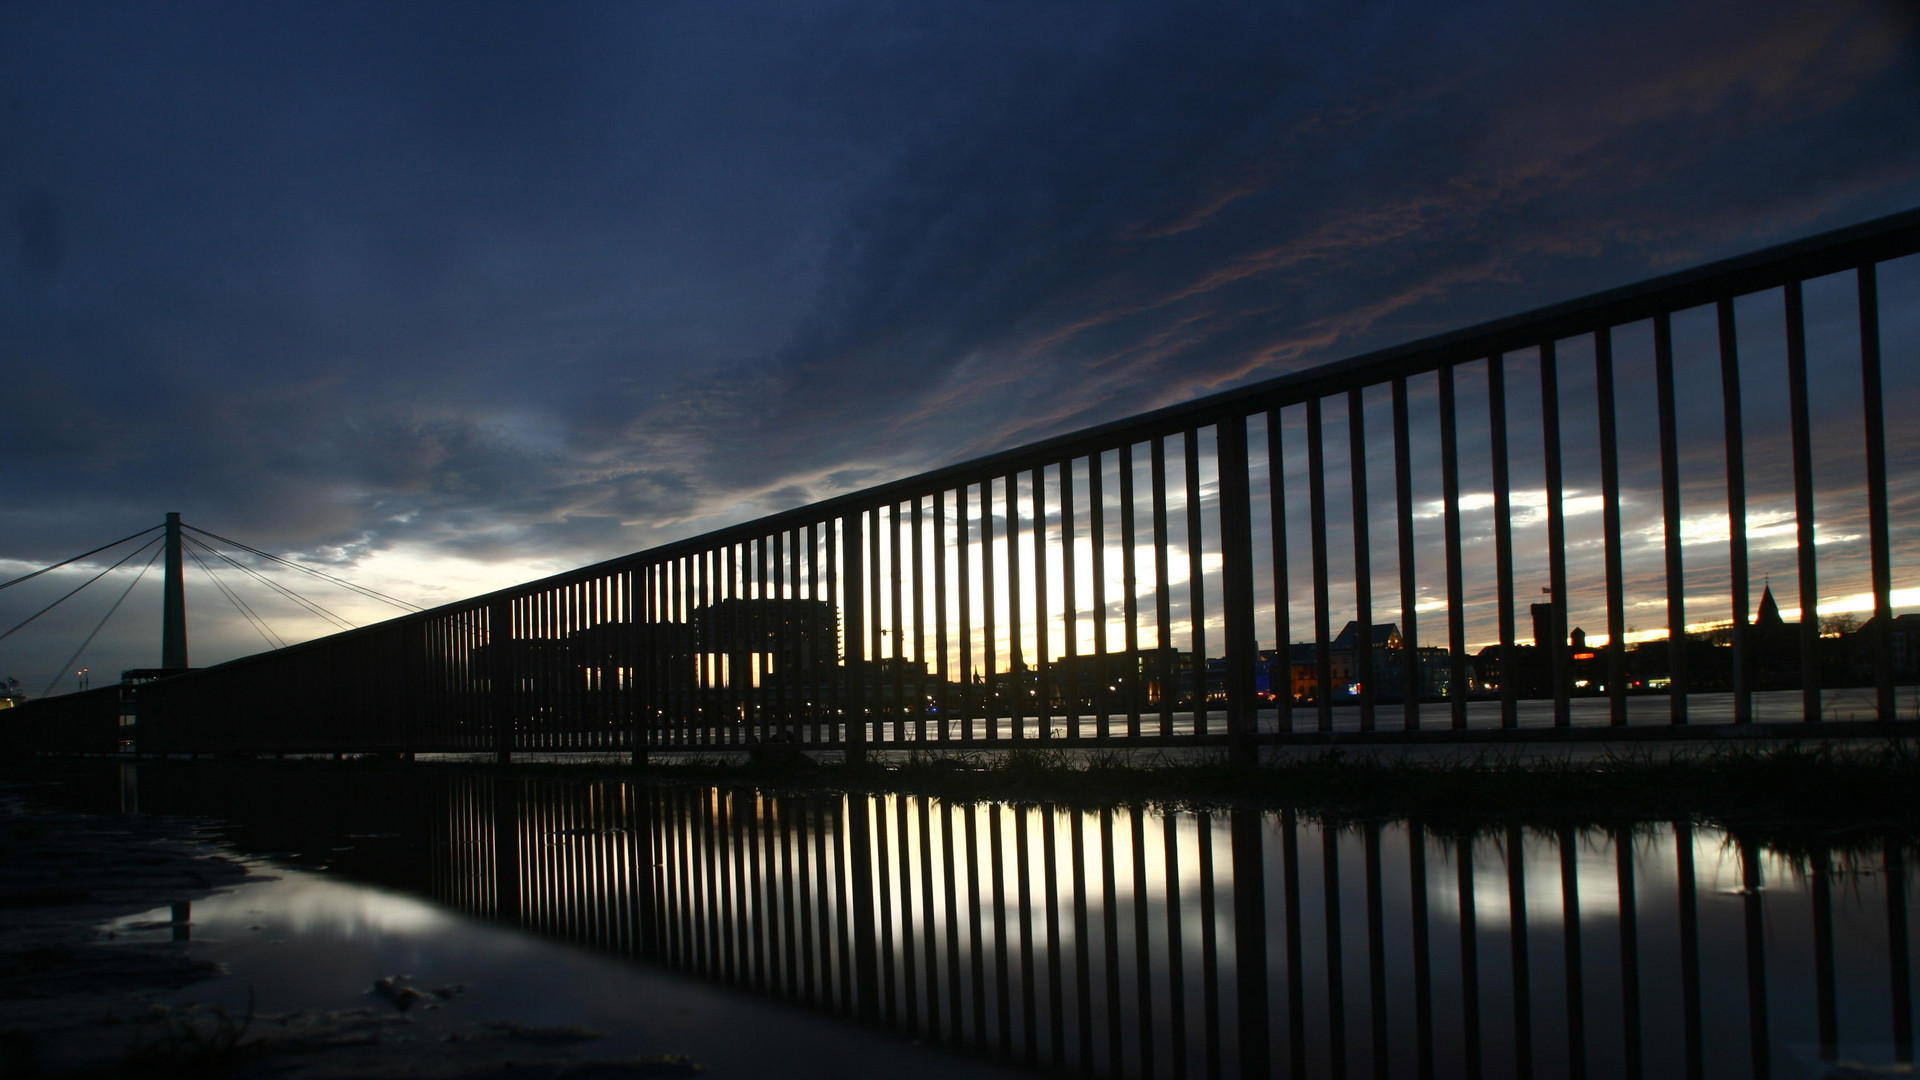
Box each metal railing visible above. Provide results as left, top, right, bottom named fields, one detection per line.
left=27, top=207, right=1917, bottom=759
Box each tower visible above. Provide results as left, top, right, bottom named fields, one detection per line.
left=161, top=512, right=188, bottom=669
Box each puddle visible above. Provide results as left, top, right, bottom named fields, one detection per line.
left=105, top=863, right=1022, bottom=1079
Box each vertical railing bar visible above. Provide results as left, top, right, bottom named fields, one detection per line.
left=967, top=806, right=988, bottom=1047
left=1392, top=378, right=1420, bottom=731
left=1120, top=445, right=1142, bottom=739
left=1323, top=824, right=1348, bottom=1079
left=1282, top=810, right=1306, bottom=1080
left=1614, top=829, right=1643, bottom=1080
left=1099, top=809, right=1122, bottom=1072
left=1739, top=838, right=1770, bottom=1078
left=1364, top=823, right=1389, bottom=1078
left=1042, top=802, right=1065, bottom=1067
left=1674, top=820, right=1704, bottom=1079
left=1409, top=821, right=1435, bottom=1079
left=991, top=809, right=1012, bottom=1054
left=1184, top=430, right=1209, bottom=737
left=1439, top=367, right=1468, bottom=731
left=804, top=525, right=820, bottom=743
left=1267, top=409, right=1294, bottom=736
left=675, top=556, right=690, bottom=747
left=1885, top=842, right=1913, bottom=1063
left=1164, top=815, right=1189, bottom=1077
left=725, top=544, right=738, bottom=744
left=1541, top=339, right=1572, bottom=728
left=841, top=514, right=866, bottom=760
left=1595, top=326, right=1628, bottom=727
left=1507, top=824, right=1534, bottom=1077
left=1653, top=313, right=1689, bottom=725
left=758, top=535, right=771, bottom=740
left=1349, top=388, right=1376, bottom=731
left=1812, top=849, right=1838, bottom=1063
left=1859, top=263, right=1896, bottom=719
left=1151, top=441, right=1175, bottom=738
left=871, top=796, right=896, bottom=1023
left=1062, top=458, right=1080, bottom=740
left=958, top=485, right=975, bottom=742
left=1218, top=412, right=1259, bottom=764
left=1489, top=355, right=1519, bottom=730
left=1005, top=478, right=1024, bottom=743
left=705, top=549, right=718, bottom=745
left=1718, top=298, right=1753, bottom=724
left=1195, top=813, right=1220, bottom=1077
left=668, top=558, right=681, bottom=747
left=1032, top=469, right=1052, bottom=741
left=797, top=795, right=820, bottom=1004
left=1560, top=826, right=1587, bottom=1077
left=1129, top=807, right=1154, bottom=1076
left=1015, top=806, right=1037, bottom=1061
left=770, top=539, right=783, bottom=742
left=915, top=798, right=938, bottom=1035
left=1090, top=451, right=1110, bottom=739
left=868, top=510, right=883, bottom=745
left=935, top=491, right=951, bottom=742
left=891, top=502, right=907, bottom=745
left=1785, top=280, right=1822, bottom=722
left=913, top=499, right=928, bottom=744
left=983, top=480, right=999, bottom=743
left=1308, top=401, right=1334, bottom=733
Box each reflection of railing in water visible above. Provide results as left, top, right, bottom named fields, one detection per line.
left=416, top=776, right=1919, bottom=1078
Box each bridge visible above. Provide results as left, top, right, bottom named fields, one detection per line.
left=7, top=209, right=1919, bottom=761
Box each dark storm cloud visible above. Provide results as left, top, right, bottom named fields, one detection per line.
left=12, top=187, right=66, bottom=283
left=1, top=0, right=1916, bottom=680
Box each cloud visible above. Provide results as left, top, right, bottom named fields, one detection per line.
left=0, top=0, right=1915, bottom=684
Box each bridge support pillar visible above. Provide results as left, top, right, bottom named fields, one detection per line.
left=161, top=512, right=189, bottom=669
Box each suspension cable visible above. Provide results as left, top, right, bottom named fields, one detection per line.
left=183, top=535, right=356, bottom=631
left=184, top=542, right=286, bottom=649
left=0, top=535, right=164, bottom=645
left=0, top=524, right=165, bottom=592
left=183, top=525, right=424, bottom=613
left=38, top=543, right=164, bottom=697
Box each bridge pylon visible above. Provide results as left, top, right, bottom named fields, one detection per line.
left=161, top=512, right=188, bottom=669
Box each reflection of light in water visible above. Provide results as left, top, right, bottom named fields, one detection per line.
left=193, top=869, right=464, bottom=938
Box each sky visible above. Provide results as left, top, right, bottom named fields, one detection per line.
left=3, top=1, right=1919, bottom=690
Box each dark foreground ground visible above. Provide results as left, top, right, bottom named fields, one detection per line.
left=0, top=784, right=717, bottom=1079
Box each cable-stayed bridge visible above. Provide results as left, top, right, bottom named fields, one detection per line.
left=6, top=209, right=1920, bottom=761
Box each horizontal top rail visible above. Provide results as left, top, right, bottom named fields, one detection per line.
left=162, top=205, right=1920, bottom=674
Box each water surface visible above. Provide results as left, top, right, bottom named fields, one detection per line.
left=83, top=763, right=1920, bottom=1078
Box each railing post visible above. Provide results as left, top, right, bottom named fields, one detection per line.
left=840, top=511, right=867, bottom=765
left=489, top=597, right=514, bottom=765
left=1218, top=412, right=1260, bottom=766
